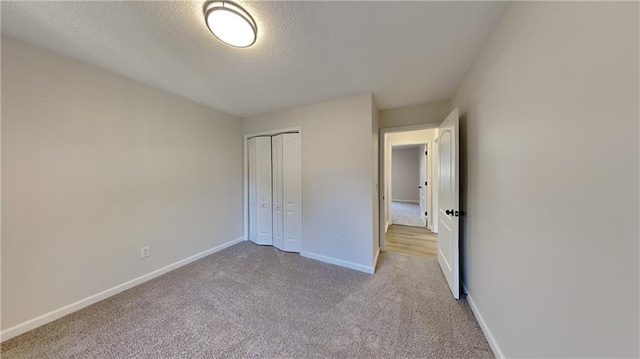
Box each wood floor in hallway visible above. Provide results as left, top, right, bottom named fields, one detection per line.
left=385, top=224, right=438, bottom=258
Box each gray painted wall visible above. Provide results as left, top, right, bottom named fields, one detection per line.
left=379, top=100, right=450, bottom=129
left=452, top=2, right=639, bottom=357
left=391, top=147, right=420, bottom=202
left=1, top=37, right=244, bottom=331
left=372, top=99, right=380, bottom=259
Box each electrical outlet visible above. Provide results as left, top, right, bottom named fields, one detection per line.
left=140, top=246, right=150, bottom=259
left=333, top=235, right=339, bottom=245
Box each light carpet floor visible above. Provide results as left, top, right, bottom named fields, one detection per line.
left=1, top=242, right=492, bottom=358
left=391, top=201, right=424, bottom=227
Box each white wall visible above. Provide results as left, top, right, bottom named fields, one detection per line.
left=1, top=37, right=244, bottom=332
left=372, top=98, right=380, bottom=262
left=391, top=147, right=420, bottom=202
left=452, top=2, right=639, bottom=357
left=243, top=94, right=377, bottom=272
left=379, top=100, right=450, bottom=129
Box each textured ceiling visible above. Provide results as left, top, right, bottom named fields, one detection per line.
left=1, top=1, right=509, bottom=117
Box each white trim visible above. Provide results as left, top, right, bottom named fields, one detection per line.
left=383, top=122, right=441, bottom=133
left=301, top=251, right=374, bottom=274
left=391, top=199, right=419, bottom=204
left=463, top=283, right=505, bottom=359
left=0, top=236, right=245, bottom=342
left=245, top=127, right=302, bottom=139
left=373, top=248, right=381, bottom=273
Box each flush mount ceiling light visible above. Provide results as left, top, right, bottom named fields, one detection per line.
left=204, top=1, right=257, bottom=48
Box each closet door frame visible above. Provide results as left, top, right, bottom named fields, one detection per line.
left=243, top=127, right=302, bottom=248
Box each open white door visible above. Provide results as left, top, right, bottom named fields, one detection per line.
left=419, top=144, right=427, bottom=226
left=437, top=108, right=460, bottom=299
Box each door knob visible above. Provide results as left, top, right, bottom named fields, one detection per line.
left=446, top=209, right=454, bottom=215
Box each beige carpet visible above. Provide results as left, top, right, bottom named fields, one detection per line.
left=1, top=241, right=492, bottom=358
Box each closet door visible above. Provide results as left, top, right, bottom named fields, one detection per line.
left=271, top=135, right=284, bottom=250
left=248, top=136, right=273, bottom=245
left=248, top=138, right=258, bottom=242
left=282, top=133, right=302, bottom=253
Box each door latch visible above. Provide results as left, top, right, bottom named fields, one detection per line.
left=446, top=209, right=466, bottom=217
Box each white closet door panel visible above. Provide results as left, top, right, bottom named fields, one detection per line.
left=282, top=133, right=302, bottom=253
left=248, top=138, right=258, bottom=243
left=271, top=135, right=284, bottom=250
left=253, top=136, right=273, bottom=245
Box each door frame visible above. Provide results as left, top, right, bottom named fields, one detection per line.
left=243, top=127, right=302, bottom=244
left=379, top=123, right=439, bottom=251
left=419, top=142, right=430, bottom=228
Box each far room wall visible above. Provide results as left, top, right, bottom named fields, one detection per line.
left=391, top=147, right=420, bottom=202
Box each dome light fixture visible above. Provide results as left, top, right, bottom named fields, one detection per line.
left=204, top=1, right=257, bottom=48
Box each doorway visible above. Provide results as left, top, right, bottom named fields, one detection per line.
left=379, top=109, right=461, bottom=299
left=390, top=144, right=424, bottom=227
left=380, top=125, right=439, bottom=258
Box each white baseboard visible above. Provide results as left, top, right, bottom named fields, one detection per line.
left=463, top=283, right=505, bottom=359
left=391, top=199, right=419, bottom=204
left=373, top=248, right=381, bottom=273
left=0, top=236, right=245, bottom=342
left=385, top=222, right=389, bottom=233
left=301, top=251, right=374, bottom=274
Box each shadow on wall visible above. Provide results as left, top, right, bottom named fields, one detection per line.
left=459, top=111, right=468, bottom=290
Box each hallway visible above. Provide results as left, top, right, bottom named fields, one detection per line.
left=385, top=224, right=438, bottom=258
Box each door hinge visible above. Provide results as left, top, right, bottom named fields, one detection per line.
left=425, top=211, right=428, bottom=216
left=425, top=181, right=428, bottom=186
left=425, top=151, right=428, bottom=156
